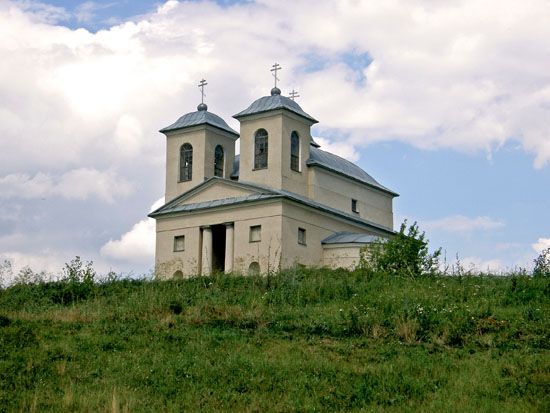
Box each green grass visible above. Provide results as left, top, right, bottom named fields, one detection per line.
left=1, top=269, right=549, bottom=412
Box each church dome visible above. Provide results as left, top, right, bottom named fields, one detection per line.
left=233, top=92, right=318, bottom=124
left=160, top=108, right=239, bottom=137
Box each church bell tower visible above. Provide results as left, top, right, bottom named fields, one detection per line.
left=159, top=79, right=239, bottom=202
left=233, top=64, right=318, bottom=197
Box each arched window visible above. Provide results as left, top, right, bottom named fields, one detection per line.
left=290, top=131, right=300, bottom=172
left=180, top=143, right=193, bottom=181
left=214, top=145, right=224, bottom=177
left=254, top=129, right=268, bottom=170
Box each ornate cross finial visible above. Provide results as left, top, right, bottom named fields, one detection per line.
left=270, top=63, right=282, bottom=88
left=198, top=79, right=207, bottom=104
left=289, top=89, right=300, bottom=101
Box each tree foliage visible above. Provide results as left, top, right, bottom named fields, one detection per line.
left=533, top=247, right=550, bottom=277
left=360, top=220, right=441, bottom=277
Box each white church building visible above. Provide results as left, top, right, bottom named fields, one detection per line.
left=150, top=72, right=398, bottom=278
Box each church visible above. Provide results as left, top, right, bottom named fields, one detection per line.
left=149, top=68, right=398, bottom=278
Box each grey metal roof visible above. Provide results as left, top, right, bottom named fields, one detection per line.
left=230, top=154, right=240, bottom=179
left=234, top=94, right=318, bottom=123
left=160, top=109, right=239, bottom=137
left=229, top=145, right=397, bottom=196
left=308, top=146, right=398, bottom=196
left=149, top=177, right=394, bottom=235
left=150, top=193, right=279, bottom=215
left=322, top=232, right=379, bottom=245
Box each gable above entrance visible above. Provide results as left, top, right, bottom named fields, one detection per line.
left=149, top=177, right=281, bottom=218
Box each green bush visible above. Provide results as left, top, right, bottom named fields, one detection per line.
left=359, top=220, right=441, bottom=277
left=533, top=247, right=550, bottom=277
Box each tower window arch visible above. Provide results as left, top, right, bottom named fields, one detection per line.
left=214, top=145, right=224, bottom=177
left=290, top=131, right=300, bottom=172
left=254, top=129, right=268, bottom=170
left=180, top=143, right=193, bottom=181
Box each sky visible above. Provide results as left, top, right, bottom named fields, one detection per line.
left=0, top=0, right=549, bottom=280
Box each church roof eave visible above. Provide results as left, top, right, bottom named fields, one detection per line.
left=149, top=177, right=395, bottom=236
left=322, top=232, right=380, bottom=245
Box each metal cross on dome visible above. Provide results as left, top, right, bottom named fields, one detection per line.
left=198, top=79, right=207, bottom=103
left=289, top=89, right=300, bottom=100
left=270, top=63, right=282, bottom=88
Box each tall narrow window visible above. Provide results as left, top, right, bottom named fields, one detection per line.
left=180, top=143, right=193, bottom=181
left=254, top=129, right=268, bottom=169
left=298, top=228, right=306, bottom=245
left=290, top=131, right=300, bottom=172
left=351, top=199, right=358, bottom=213
left=214, top=145, right=224, bottom=177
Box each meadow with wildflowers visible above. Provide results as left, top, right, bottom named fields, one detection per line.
left=0, top=266, right=548, bottom=412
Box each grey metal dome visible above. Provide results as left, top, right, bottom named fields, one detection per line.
left=234, top=93, right=318, bottom=124
left=160, top=108, right=239, bottom=137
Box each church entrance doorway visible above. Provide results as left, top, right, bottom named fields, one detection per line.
left=211, top=224, right=226, bottom=273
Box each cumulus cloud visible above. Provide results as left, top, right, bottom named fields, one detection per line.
left=74, top=1, right=115, bottom=24
left=1, top=250, right=63, bottom=277
left=532, top=238, right=550, bottom=254
left=1, top=0, right=548, bottom=275
left=12, top=0, right=69, bottom=24
left=423, top=215, right=505, bottom=233
left=0, top=168, right=133, bottom=203
left=460, top=256, right=507, bottom=273
left=100, top=197, right=164, bottom=264
left=313, top=136, right=359, bottom=162
left=1, top=0, right=549, bottom=172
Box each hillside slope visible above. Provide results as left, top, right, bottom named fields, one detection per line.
left=1, top=269, right=549, bottom=412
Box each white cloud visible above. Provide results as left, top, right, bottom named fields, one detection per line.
left=1, top=251, right=57, bottom=276
left=313, top=136, right=359, bottom=162
left=113, top=114, right=144, bottom=156
left=100, top=197, right=164, bottom=264
left=1, top=0, right=549, bottom=172
left=74, top=1, right=114, bottom=24
left=460, top=256, right=507, bottom=273
left=423, top=215, right=505, bottom=233
left=532, top=238, right=550, bottom=254
left=0, top=0, right=548, bottom=276
left=11, top=0, right=69, bottom=24
left=0, top=168, right=133, bottom=203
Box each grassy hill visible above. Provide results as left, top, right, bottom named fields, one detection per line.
left=1, top=268, right=548, bottom=412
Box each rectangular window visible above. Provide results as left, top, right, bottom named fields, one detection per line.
left=351, top=199, right=358, bottom=213
left=298, top=228, right=306, bottom=245
left=249, top=225, right=261, bottom=242
left=174, top=235, right=185, bottom=251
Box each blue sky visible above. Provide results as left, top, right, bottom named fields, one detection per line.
left=0, top=0, right=549, bottom=278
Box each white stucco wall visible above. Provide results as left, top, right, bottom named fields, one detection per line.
left=308, top=167, right=394, bottom=229
left=322, top=244, right=365, bottom=270
left=237, top=111, right=314, bottom=197
left=280, top=200, right=387, bottom=269
left=155, top=201, right=283, bottom=279
left=164, top=125, right=237, bottom=202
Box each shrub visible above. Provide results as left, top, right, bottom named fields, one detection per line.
left=533, top=247, right=550, bottom=277
left=360, top=220, right=441, bottom=277
left=47, top=256, right=98, bottom=305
